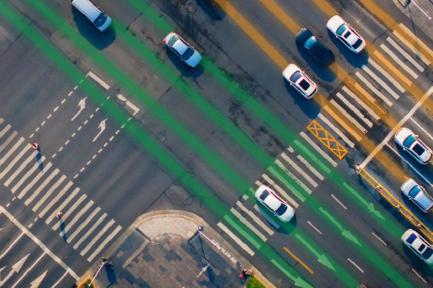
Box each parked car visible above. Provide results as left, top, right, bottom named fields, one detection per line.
left=401, top=178, right=433, bottom=213
left=255, top=185, right=295, bottom=222
left=163, top=32, right=202, bottom=67
left=326, top=15, right=366, bottom=53
left=71, top=0, right=112, bottom=32
left=394, top=127, right=432, bottom=165
left=282, top=64, right=317, bottom=99
left=295, top=28, right=335, bottom=65
left=401, top=229, right=433, bottom=264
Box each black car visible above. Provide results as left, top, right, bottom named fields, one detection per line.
left=296, top=28, right=335, bottom=65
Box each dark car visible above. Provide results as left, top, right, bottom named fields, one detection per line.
left=296, top=28, right=335, bottom=65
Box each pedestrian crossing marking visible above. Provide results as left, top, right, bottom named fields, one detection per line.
left=306, top=120, right=348, bottom=160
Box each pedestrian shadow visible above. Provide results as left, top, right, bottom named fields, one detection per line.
left=59, top=221, right=68, bottom=242
left=35, top=151, right=44, bottom=171
left=104, top=263, right=117, bottom=286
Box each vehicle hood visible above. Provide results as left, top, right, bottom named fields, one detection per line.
left=184, top=50, right=202, bottom=67
left=401, top=178, right=417, bottom=196
left=326, top=15, right=345, bottom=34
left=394, top=127, right=413, bottom=146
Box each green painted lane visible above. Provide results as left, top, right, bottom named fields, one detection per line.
left=0, top=2, right=315, bottom=287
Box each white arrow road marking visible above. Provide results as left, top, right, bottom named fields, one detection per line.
left=30, top=270, right=47, bottom=288
left=0, top=232, right=24, bottom=260
left=71, top=98, right=86, bottom=122
left=0, top=253, right=29, bottom=286
left=11, top=253, right=45, bottom=288
left=92, top=119, right=107, bottom=143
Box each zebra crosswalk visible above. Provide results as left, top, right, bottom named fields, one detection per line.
left=0, top=119, right=122, bottom=263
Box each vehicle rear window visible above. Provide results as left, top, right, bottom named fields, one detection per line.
left=94, top=13, right=107, bottom=27
left=336, top=24, right=347, bottom=37
left=259, top=190, right=269, bottom=201
left=403, top=135, right=416, bottom=148
left=299, top=79, right=311, bottom=90
left=422, top=247, right=433, bottom=259
left=408, top=186, right=421, bottom=198
left=182, top=47, right=194, bottom=60
left=353, top=39, right=363, bottom=49
left=406, top=233, right=417, bottom=244
left=289, top=71, right=302, bottom=82
left=275, top=203, right=288, bottom=216
left=413, top=143, right=426, bottom=156
left=167, top=35, right=178, bottom=46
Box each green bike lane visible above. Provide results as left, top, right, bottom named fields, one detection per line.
left=26, top=0, right=422, bottom=286
left=0, top=1, right=349, bottom=287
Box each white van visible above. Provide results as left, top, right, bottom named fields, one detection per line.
left=71, top=0, right=112, bottom=32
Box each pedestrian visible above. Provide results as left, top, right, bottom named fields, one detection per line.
left=31, top=143, right=40, bottom=151
left=56, top=211, right=63, bottom=220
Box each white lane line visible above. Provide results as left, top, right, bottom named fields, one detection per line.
left=330, top=99, right=367, bottom=134
left=217, top=222, right=255, bottom=256
left=73, top=213, right=107, bottom=250
left=51, top=271, right=69, bottom=288
left=4, top=152, right=34, bottom=187
left=359, top=87, right=433, bottom=168
left=253, top=204, right=280, bottom=230
left=0, top=124, right=11, bottom=140
left=87, top=71, right=110, bottom=90
left=412, top=268, right=428, bottom=284
left=0, top=142, right=29, bottom=179
left=393, top=29, right=430, bottom=65
left=67, top=207, right=100, bottom=243
left=236, top=201, right=274, bottom=235
left=0, top=131, right=17, bottom=154
left=341, top=86, right=380, bottom=121
left=17, top=162, right=53, bottom=199
left=61, top=201, right=94, bottom=236
left=0, top=206, right=79, bottom=279
left=362, top=65, right=400, bottom=100
left=0, top=137, right=25, bottom=167
left=258, top=176, right=300, bottom=208
left=295, top=154, right=324, bottom=181
left=39, top=181, right=73, bottom=218
left=230, top=208, right=267, bottom=242
left=52, top=194, right=87, bottom=231
left=32, top=175, right=66, bottom=213
left=299, top=132, right=338, bottom=167
left=410, top=118, right=433, bottom=143
left=11, top=158, right=43, bottom=192
left=87, top=225, right=122, bottom=262
left=318, top=113, right=355, bottom=148
left=385, top=143, right=433, bottom=186
left=335, top=92, right=373, bottom=128
left=0, top=232, right=24, bottom=260
left=380, top=44, right=418, bottom=79
left=11, top=252, right=45, bottom=288
left=274, top=159, right=312, bottom=195
left=355, top=72, right=393, bottom=107
left=371, top=232, right=388, bottom=247
left=347, top=258, right=364, bottom=273
left=46, top=187, right=80, bottom=225
left=330, top=194, right=348, bottom=210
left=386, top=37, right=424, bottom=72
left=80, top=219, right=115, bottom=257
left=25, top=168, right=60, bottom=206
left=367, top=58, right=405, bottom=93
left=280, top=153, right=318, bottom=188
left=307, top=220, right=322, bottom=235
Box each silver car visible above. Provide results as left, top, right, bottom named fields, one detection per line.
left=163, top=32, right=202, bottom=68
left=401, top=178, right=433, bottom=213
left=255, top=185, right=295, bottom=222
left=394, top=127, right=432, bottom=165
left=402, top=229, right=433, bottom=264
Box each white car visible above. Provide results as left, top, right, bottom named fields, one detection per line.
left=255, top=185, right=295, bottom=222
left=394, top=127, right=432, bottom=165
left=282, top=64, right=317, bottom=99
left=402, top=229, right=433, bottom=264
left=401, top=178, right=433, bottom=213
left=326, top=15, right=366, bottom=53
left=163, top=32, right=202, bottom=67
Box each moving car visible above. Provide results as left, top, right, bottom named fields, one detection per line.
left=401, top=229, right=433, bottom=264
left=295, top=28, right=335, bottom=65
left=255, top=185, right=295, bottom=222
left=394, top=127, right=432, bottom=165
left=71, top=0, right=112, bottom=32
left=282, top=64, right=317, bottom=99
left=326, top=15, right=366, bottom=53
left=401, top=178, right=433, bottom=213
left=163, top=32, right=202, bottom=68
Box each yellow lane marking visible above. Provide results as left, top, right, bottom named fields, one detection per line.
left=392, top=29, right=430, bottom=65
left=371, top=50, right=412, bottom=87
left=322, top=104, right=363, bottom=142
left=283, top=247, right=314, bottom=275
left=397, top=24, right=433, bottom=62
left=344, top=79, right=387, bottom=118
left=213, top=0, right=286, bottom=69
left=307, top=120, right=348, bottom=160
left=259, top=0, right=300, bottom=34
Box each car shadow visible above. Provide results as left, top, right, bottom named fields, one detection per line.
left=71, top=7, right=116, bottom=50
left=295, top=43, right=337, bottom=82
left=283, top=80, right=321, bottom=120
left=196, top=0, right=225, bottom=20
left=255, top=204, right=297, bottom=234
left=326, top=31, right=369, bottom=68
left=401, top=243, right=433, bottom=277
left=165, top=47, right=204, bottom=79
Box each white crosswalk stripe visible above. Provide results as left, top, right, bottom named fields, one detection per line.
left=61, top=200, right=94, bottom=236
left=341, top=86, right=380, bottom=121
left=380, top=43, right=418, bottom=79
left=39, top=181, right=73, bottom=218
left=87, top=225, right=122, bottom=262
left=11, top=156, right=45, bottom=193
left=0, top=124, right=11, bottom=139
left=386, top=37, right=424, bottom=72
left=32, top=175, right=66, bottom=212
left=80, top=218, right=114, bottom=256
left=317, top=113, right=355, bottom=148
left=361, top=65, right=400, bottom=100
left=367, top=58, right=405, bottom=93
left=67, top=206, right=100, bottom=243
left=230, top=208, right=267, bottom=242
left=53, top=194, right=87, bottom=231
left=280, top=152, right=318, bottom=188
left=0, top=131, right=17, bottom=154
left=335, top=92, right=373, bottom=128
left=25, top=168, right=60, bottom=206
left=235, top=201, right=274, bottom=235
left=4, top=151, right=34, bottom=187
left=0, top=138, right=26, bottom=170
left=74, top=213, right=107, bottom=250
left=355, top=72, right=393, bottom=106
left=330, top=99, right=367, bottom=134
left=300, top=132, right=338, bottom=167
left=18, top=162, right=53, bottom=199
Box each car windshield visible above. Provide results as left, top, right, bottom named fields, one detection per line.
left=413, top=143, right=426, bottom=156
left=406, top=233, right=417, bottom=244
left=422, top=247, right=433, bottom=259
left=167, top=35, right=178, bottom=46
left=289, top=71, right=302, bottom=82
left=182, top=47, right=195, bottom=60
left=352, top=39, right=363, bottom=49
left=408, top=186, right=421, bottom=198
left=94, top=13, right=108, bottom=27
left=418, top=243, right=426, bottom=252
left=275, top=203, right=288, bottom=216
left=298, top=79, right=311, bottom=91
left=304, top=37, right=317, bottom=49
left=259, top=190, right=269, bottom=201
left=403, top=134, right=417, bottom=148
left=336, top=24, right=348, bottom=37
